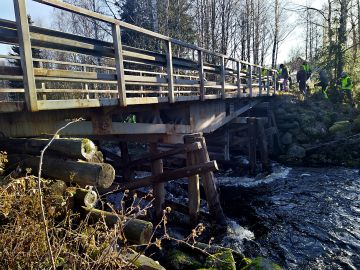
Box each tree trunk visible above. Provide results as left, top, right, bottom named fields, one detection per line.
left=0, top=138, right=97, bottom=161
left=84, top=207, right=153, bottom=245
left=8, top=154, right=115, bottom=188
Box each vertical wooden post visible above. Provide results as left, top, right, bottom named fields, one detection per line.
left=112, top=24, right=127, bottom=107
left=247, top=117, right=257, bottom=175
left=273, top=71, right=277, bottom=94
left=184, top=136, right=200, bottom=226
left=224, top=128, right=230, bottom=161
left=266, top=70, right=270, bottom=96
left=165, top=41, right=175, bottom=103
left=220, top=56, right=226, bottom=99
left=13, top=0, right=38, bottom=112
left=185, top=134, right=226, bottom=225
left=257, top=119, right=270, bottom=172
left=236, top=61, right=241, bottom=98
left=120, top=142, right=132, bottom=181
left=150, top=143, right=165, bottom=220
left=38, top=61, right=46, bottom=100
left=259, top=67, right=262, bottom=96
left=140, top=71, right=144, bottom=97
left=248, top=64, right=253, bottom=97
left=83, top=65, right=90, bottom=99
left=198, top=50, right=205, bottom=101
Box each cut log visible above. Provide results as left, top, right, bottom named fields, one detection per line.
left=87, top=150, right=104, bottom=163
left=67, top=187, right=98, bottom=209
left=8, top=154, right=115, bottom=188
left=0, top=138, right=97, bottom=160
left=116, top=160, right=218, bottom=191
left=84, top=207, right=153, bottom=245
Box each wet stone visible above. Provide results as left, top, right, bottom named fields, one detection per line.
left=287, top=145, right=306, bottom=159
left=281, top=132, right=293, bottom=145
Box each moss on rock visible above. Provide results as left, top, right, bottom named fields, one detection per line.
left=167, top=249, right=203, bottom=270
left=329, top=121, right=351, bottom=134
left=204, top=249, right=236, bottom=270
left=351, top=115, right=360, bottom=132
left=240, top=257, right=282, bottom=270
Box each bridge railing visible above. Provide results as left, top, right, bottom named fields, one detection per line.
left=0, top=0, right=278, bottom=112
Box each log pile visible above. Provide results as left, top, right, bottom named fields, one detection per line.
left=1, top=138, right=115, bottom=188
left=48, top=182, right=153, bottom=245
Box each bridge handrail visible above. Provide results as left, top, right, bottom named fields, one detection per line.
left=0, top=0, right=279, bottom=112
left=33, top=0, right=277, bottom=72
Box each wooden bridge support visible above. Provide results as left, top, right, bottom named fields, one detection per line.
left=184, top=136, right=201, bottom=226
left=247, top=117, right=257, bottom=175
left=184, top=133, right=226, bottom=225
left=247, top=117, right=270, bottom=175
left=150, top=143, right=165, bottom=220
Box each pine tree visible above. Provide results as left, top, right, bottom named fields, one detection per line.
left=120, top=0, right=156, bottom=49
left=120, top=0, right=195, bottom=53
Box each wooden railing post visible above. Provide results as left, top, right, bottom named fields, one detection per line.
left=82, top=65, right=90, bottom=99
left=259, top=67, right=262, bottom=96
left=267, top=70, right=270, bottom=96
left=248, top=64, right=253, bottom=97
left=273, top=71, right=277, bottom=94
left=13, top=0, right=38, bottom=112
left=220, top=56, right=226, bottom=99
left=198, top=50, right=205, bottom=101
left=165, top=41, right=175, bottom=103
left=112, top=23, right=127, bottom=107
left=236, top=61, right=241, bottom=98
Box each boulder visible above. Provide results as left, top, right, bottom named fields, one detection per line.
left=287, top=145, right=306, bottom=159
left=303, top=121, right=327, bottom=138
left=281, top=132, right=292, bottom=145
left=329, top=121, right=351, bottom=135
left=296, top=132, right=310, bottom=143
left=275, top=108, right=286, bottom=116
left=167, top=249, right=202, bottom=270
left=127, top=252, right=166, bottom=270
left=204, top=249, right=236, bottom=270
left=241, top=257, right=282, bottom=270
left=352, top=115, right=360, bottom=132
left=277, top=121, right=300, bottom=131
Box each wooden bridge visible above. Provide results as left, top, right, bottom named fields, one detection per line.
left=0, top=0, right=278, bottom=141
left=0, top=0, right=280, bottom=225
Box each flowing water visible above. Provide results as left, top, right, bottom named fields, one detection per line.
left=217, top=165, right=360, bottom=270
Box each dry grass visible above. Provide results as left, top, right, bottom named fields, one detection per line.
left=0, top=175, right=143, bottom=269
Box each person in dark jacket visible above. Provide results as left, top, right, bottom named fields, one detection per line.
left=279, top=64, right=289, bottom=91
left=315, top=69, right=329, bottom=98
left=297, top=68, right=307, bottom=95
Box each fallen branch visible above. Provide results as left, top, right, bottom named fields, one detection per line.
left=37, top=118, right=83, bottom=270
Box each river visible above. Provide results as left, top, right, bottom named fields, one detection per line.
left=217, top=165, right=360, bottom=270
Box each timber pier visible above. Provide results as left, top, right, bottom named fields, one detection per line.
left=0, top=0, right=280, bottom=225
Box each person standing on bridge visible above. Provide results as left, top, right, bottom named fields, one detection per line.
left=278, top=64, right=289, bottom=92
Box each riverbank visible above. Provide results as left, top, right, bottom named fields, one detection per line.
left=272, top=94, right=360, bottom=167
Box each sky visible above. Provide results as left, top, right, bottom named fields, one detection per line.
left=0, top=0, right=326, bottom=65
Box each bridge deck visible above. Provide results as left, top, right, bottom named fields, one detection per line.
left=0, top=0, right=278, bottom=114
